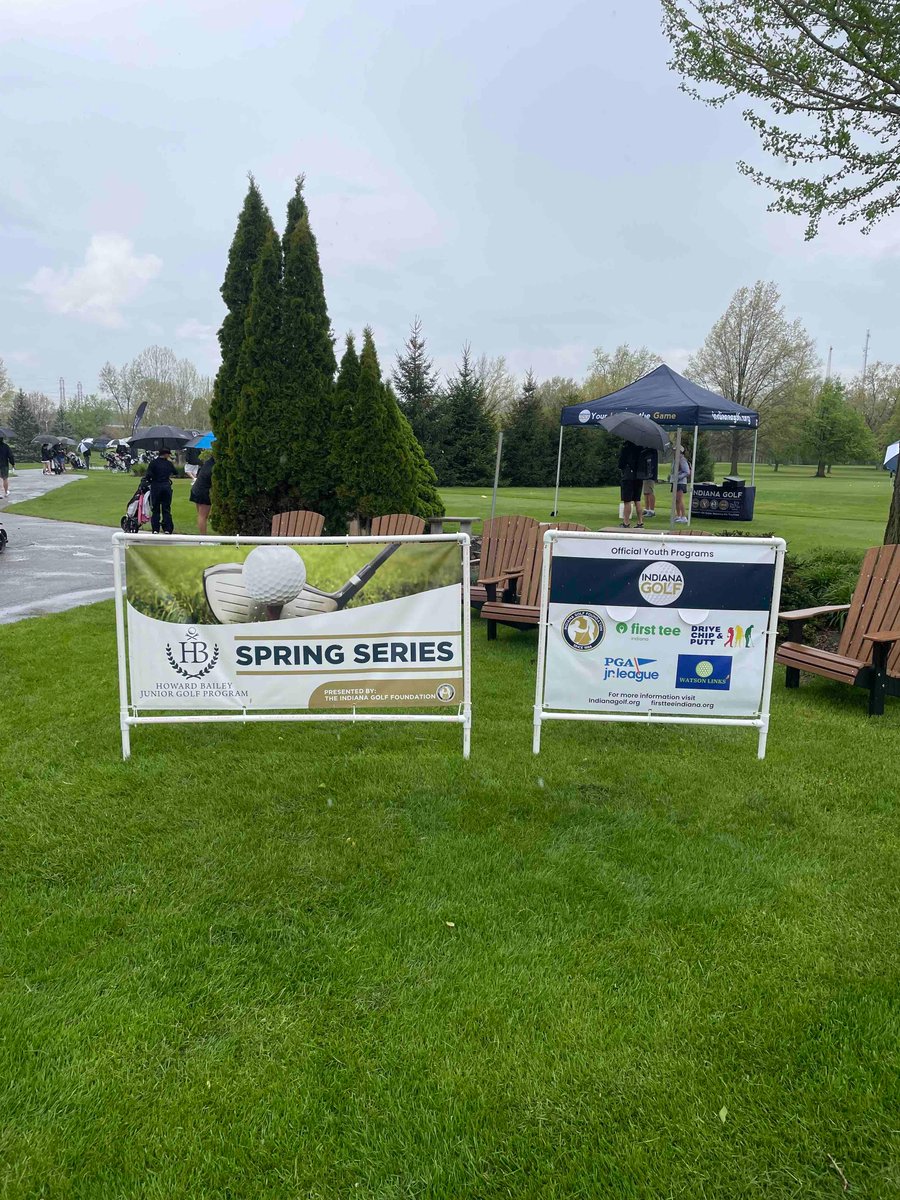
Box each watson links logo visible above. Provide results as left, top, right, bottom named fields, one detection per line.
left=638, top=561, right=684, bottom=606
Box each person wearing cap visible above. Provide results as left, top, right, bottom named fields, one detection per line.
left=144, top=448, right=178, bottom=534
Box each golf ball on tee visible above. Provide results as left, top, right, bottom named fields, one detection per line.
left=242, top=546, right=307, bottom=605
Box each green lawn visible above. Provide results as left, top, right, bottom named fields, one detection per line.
left=1, top=602, right=899, bottom=1196
left=7, top=464, right=892, bottom=556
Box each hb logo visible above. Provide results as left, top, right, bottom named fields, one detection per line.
left=166, top=628, right=220, bottom=679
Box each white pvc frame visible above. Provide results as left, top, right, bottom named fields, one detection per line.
left=532, top=529, right=786, bottom=760
left=113, top=532, right=472, bottom=761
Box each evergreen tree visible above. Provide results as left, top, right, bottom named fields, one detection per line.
left=389, top=382, right=445, bottom=518
left=229, top=228, right=286, bottom=534
left=437, top=346, right=496, bottom=487
left=341, top=328, right=418, bottom=525
left=210, top=178, right=276, bottom=531
left=803, top=379, right=874, bottom=478
left=503, top=370, right=556, bottom=486
left=392, top=317, right=441, bottom=458
left=281, top=176, right=337, bottom=516
left=10, top=390, right=39, bottom=448
left=52, top=404, right=76, bottom=438
left=330, top=333, right=360, bottom=529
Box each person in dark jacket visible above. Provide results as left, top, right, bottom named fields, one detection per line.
left=0, top=438, right=14, bottom=498
left=617, top=441, right=644, bottom=528
left=145, top=448, right=178, bottom=533
left=189, top=454, right=214, bottom=534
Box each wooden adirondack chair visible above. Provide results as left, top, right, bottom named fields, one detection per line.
left=470, top=515, right=540, bottom=610
left=370, top=513, right=425, bottom=536
left=480, top=522, right=589, bottom=639
left=775, top=543, right=900, bottom=715
left=271, top=510, right=325, bottom=537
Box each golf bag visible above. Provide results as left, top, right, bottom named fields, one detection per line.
left=67, top=452, right=85, bottom=470
left=121, top=478, right=152, bottom=533
left=0, top=520, right=6, bottom=554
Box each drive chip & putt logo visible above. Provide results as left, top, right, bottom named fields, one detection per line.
left=675, top=654, right=732, bottom=690
left=638, top=561, right=684, bottom=606
left=562, top=610, right=605, bottom=651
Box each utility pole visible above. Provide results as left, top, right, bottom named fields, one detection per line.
left=862, top=330, right=870, bottom=383
left=825, top=346, right=833, bottom=381
left=59, top=377, right=66, bottom=406
left=76, top=381, right=83, bottom=402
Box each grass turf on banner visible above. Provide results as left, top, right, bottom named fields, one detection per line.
left=6, top=464, right=893, bottom=556
left=1, top=600, right=899, bottom=1197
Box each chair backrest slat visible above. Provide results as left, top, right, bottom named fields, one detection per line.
left=519, top=523, right=589, bottom=607
left=479, top=515, right=539, bottom=582
left=839, top=544, right=900, bottom=674
left=271, top=510, right=325, bottom=538
left=371, top=513, right=425, bottom=537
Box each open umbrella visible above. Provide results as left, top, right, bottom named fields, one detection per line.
left=598, top=412, right=671, bottom=456
left=884, top=441, right=899, bottom=474
left=32, top=434, right=77, bottom=446
left=129, top=425, right=190, bottom=451
left=185, top=432, right=215, bottom=450
left=0, top=427, right=16, bottom=440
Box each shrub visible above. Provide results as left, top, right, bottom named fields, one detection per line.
left=779, top=548, right=863, bottom=627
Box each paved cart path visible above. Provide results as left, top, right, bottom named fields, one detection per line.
left=0, top=471, right=117, bottom=625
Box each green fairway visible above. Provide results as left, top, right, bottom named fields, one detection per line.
left=7, top=464, right=893, bottom=556
left=1, top=601, right=899, bottom=1197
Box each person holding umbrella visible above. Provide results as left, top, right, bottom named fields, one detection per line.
left=144, top=448, right=178, bottom=534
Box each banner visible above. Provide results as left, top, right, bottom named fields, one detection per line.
left=131, top=400, right=149, bottom=438
left=114, top=535, right=471, bottom=757
left=534, top=531, right=785, bottom=758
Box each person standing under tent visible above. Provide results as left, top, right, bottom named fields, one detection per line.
left=617, top=440, right=644, bottom=528
left=145, top=447, right=177, bottom=534
left=640, top=446, right=659, bottom=518
left=672, top=441, right=691, bottom=523
left=0, top=438, right=15, bottom=498
left=41, top=443, right=52, bottom=474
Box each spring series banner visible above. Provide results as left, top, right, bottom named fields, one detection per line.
left=124, top=540, right=464, bottom=711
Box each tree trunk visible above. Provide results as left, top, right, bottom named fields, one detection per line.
left=885, top=468, right=900, bottom=544
left=729, top=429, right=741, bottom=474
left=815, top=460, right=826, bottom=478
left=773, top=461, right=779, bottom=472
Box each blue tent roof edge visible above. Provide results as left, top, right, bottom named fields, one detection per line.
left=560, top=363, right=759, bottom=430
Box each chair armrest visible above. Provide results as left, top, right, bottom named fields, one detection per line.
left=478, top=564, right=525, bottom=585
left=778, top=604, right=850, bottom=621
left=861, top=628, right=900, bottom=644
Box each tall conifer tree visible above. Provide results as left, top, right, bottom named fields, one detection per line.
left=392, top=317, right=441, bottom=457
left=210, top=178, right=276, bottom=531
left=503, top=369, right=555, bottom=486
left=331, top=334, right=360, bottom=529
left=437, top=346, right=496, bottom=487
left=281, top=176, right=336, bottom=515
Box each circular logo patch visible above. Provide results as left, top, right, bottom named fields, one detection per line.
left=577, top=409, right=592, bottom=424
left=563, top=610, right=605, bottom=651
left=695, top=660, right=714, bottom=679
left=436, top=683, right=456, bottom=702
left=616, top=621, right=629, bottom=634
left=638, top=560, right=685, bottom=607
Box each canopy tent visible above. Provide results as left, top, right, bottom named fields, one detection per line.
left=554, top=364, right=761, bottom=526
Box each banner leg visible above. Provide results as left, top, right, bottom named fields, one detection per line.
left=532, top=711, right=542, bottom=754
left=121, top=720, right=131, bottom=760
left=757, top=719, right=768, bottom=760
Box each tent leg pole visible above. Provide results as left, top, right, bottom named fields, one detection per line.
left=552, top=426, right=563, bottom=516
left=669, top=428, right=681, bottom=528
left=490, top=430, right=504, bottom=521
left=751, top=428, right=758, bottom=486
left=686, top=425, right=699, bottom=527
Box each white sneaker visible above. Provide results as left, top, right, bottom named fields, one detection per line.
left=644, top=509, right=655, bottom=517
left=674, top=516, right=688, bottom=524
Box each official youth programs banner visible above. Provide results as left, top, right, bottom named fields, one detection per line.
left=124, top=540, right=464, bottom=711
left=543, top=536, right=779, bottom=718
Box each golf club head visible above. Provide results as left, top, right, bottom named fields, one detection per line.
left=203, top=563, right=339, bottom=624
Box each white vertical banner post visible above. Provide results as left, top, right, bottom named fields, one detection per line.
left=461, top=536, right=472, bottom=759
left=113, top=537, right=131, bottom=760
left=751, top=427, right=759, bottom=487
left=686, top=425, right=699, bottom=527
left=552, top=426, right=564, bottom=516
left=756, top=540, right=785, bottom=759
left=532, top=530, right=554, bottom=754
left=490, top=430, right=504, bottom=522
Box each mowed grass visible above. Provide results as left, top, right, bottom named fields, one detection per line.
left=7, top=463, right=893, bottom=556
left=1, top=601, right=900, bottom=1197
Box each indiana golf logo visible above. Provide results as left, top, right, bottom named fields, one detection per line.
left=638, top=561, right=684, bottom=606
left=166, top=628, right=220, bottom=679
left=577, top=409, right=592, bottom=424
left=563, top=610, right=605, bottom=651
left=436, top=684, right=456, bottom=702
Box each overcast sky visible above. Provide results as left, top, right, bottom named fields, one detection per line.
left=3, top=0, right=900, bottom=401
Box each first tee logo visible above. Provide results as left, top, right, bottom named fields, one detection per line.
left=638, top=561, right=684, bottom=606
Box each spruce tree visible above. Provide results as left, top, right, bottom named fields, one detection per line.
left=10, top=390, right=39, bottom=448
left=229, top=228, right=286, bottom=534
left=503, top=369, right=555, bottom=486
left=330, top=333, right=361, bottom=530
left=438, top=346, right=496, bottom=487
left=53, top=403, right=77, bottom=438
left=342, top=328, right=418, bottom=526
left=281, top=176, right=337, bottom=516
left=389, top=383, right=445, bottom=518
left=392, top=317, right=441, bottom=456
left=210, top=178, right=276, bottom=531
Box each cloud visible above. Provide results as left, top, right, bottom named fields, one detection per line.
left=177, top=318, right=217, bottom=343
left=25, top=234, right=161, bottom=327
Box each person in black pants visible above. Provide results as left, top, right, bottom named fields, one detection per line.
left=145, top=448, right=178, bottom=533
left=0, top=437, right=15, bottom=499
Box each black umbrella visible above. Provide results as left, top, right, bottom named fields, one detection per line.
left=129, top=425, right=190, bottom=451
left=598, top=413, right=671, bottom=456
left=32, top=434, right=78, bottom=447
left=0, top=427, right=15, bottom=440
